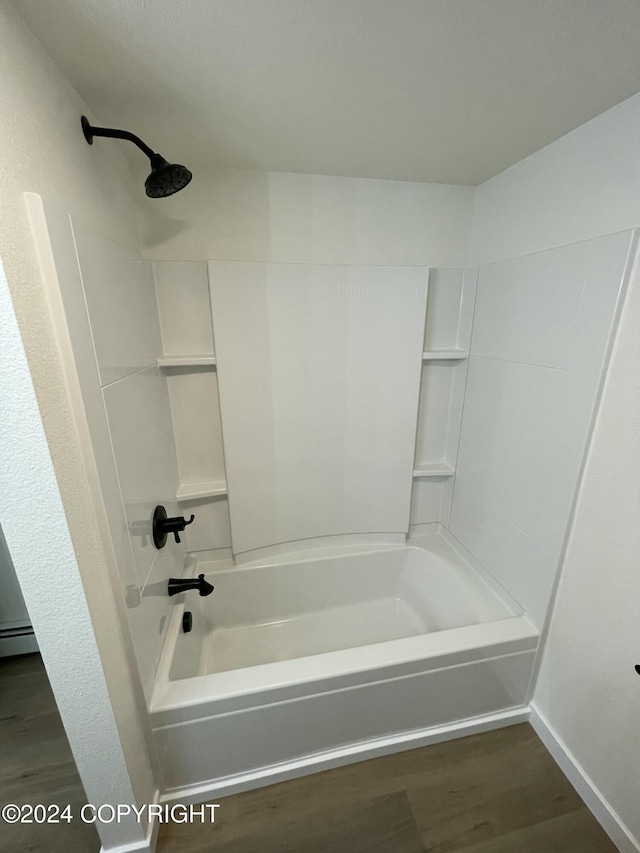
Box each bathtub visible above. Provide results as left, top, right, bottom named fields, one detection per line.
left=150, top=531, right=538, bottom=802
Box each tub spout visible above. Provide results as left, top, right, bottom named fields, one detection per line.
left=168, top=573, right=214, bottom=597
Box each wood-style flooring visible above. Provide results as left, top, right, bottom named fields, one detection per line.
left=0, top=653, right=99, bottom=851
left=157, top=722, right=618, bottom=852
left=1, top=653, right=618, bottom=852
left=158, top=724, right=616, bottom=853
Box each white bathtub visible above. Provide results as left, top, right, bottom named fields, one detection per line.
left=150, top=532, right=538, bottom=801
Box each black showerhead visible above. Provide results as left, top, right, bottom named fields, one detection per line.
left=81, top=116, right=192, bottom=199
left=145, top=153, right=192, bottom=198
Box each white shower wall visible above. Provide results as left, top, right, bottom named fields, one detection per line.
left=450, top=232, right=632, bottom=627
left=74, top=224, right=185, bottom=699
left=141, top=169, right=475, bottom=266
left=145, top=161, right=627, bottom=638
left=149, top=171, right=477, bottom=555
left=31, top=198, right=185, bottom=700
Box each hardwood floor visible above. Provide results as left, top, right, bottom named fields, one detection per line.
left=0, top=654, right=618, bottom=852
left=157, top=724, right=618, bottom=853
left=0, top=653, right=99, bottom=852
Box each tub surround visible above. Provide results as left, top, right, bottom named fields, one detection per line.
left=153, top=262, right=477, bottom=556
left=152, top=229, right=628, bottom=628
left=145, top=228, right=629, bottom=803
left=27, top=196, right=185, bottom=702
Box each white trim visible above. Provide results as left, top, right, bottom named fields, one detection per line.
left=159, top=707, right=529, bottom=805
left=100, top=838, right=153, bottom=853
left=100, top=822, right=157, bottom=853
left=97, top=788, right=160, bottom=853
left=530, top=703, right=640, bottom=853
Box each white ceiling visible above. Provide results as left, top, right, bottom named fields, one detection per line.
left=13, top=0, right=640, bottom=185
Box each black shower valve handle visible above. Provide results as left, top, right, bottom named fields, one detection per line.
left=167, top=514, right=195, bottom=544
left=152, top=505, right=195, bottom=549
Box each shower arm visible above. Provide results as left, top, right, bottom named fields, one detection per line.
left=81, top=115, right=192, bottom=198
left=81, top=116, right=156, bottom=159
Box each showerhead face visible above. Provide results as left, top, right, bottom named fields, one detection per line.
left=145, top=155, right=192, bottom=198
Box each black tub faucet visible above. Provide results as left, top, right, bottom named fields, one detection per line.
left=168, top=574, right=214, bottom=597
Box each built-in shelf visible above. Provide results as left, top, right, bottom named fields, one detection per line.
left=158, top=354, right=216, bottom=368
left=176, top=480, right=227, bottom=501
left=413, top=463, right=455, bottom=478
left=422, top=350, right=468, bottom=361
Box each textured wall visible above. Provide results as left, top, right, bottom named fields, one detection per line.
left=0, top=264, right=148, bottom=850
left=0, top=0, right=158, bottom=844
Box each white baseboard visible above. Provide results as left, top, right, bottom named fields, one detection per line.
left=159, top=707, right=529, bottom=806
left=530, top=703, right=640, bottom=853
left=99, top=791, right=160, bottom=853
left=99, top=836, right=153, bottom=853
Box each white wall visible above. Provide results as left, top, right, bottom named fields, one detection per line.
left=141, top=168, right=475, bottom=267
left=0, top=1, right=159, bottom=847
left=0, top=260, right=150, bottom=852
left=470, top=90, right=640, bottom=848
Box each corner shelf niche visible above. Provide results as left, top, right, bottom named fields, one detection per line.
left=411, top=268, right=477, bottom=529
left=153, top=260, right=231, bottom=553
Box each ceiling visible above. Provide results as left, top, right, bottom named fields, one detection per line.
left=13, top=0, right=640, bottom=185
